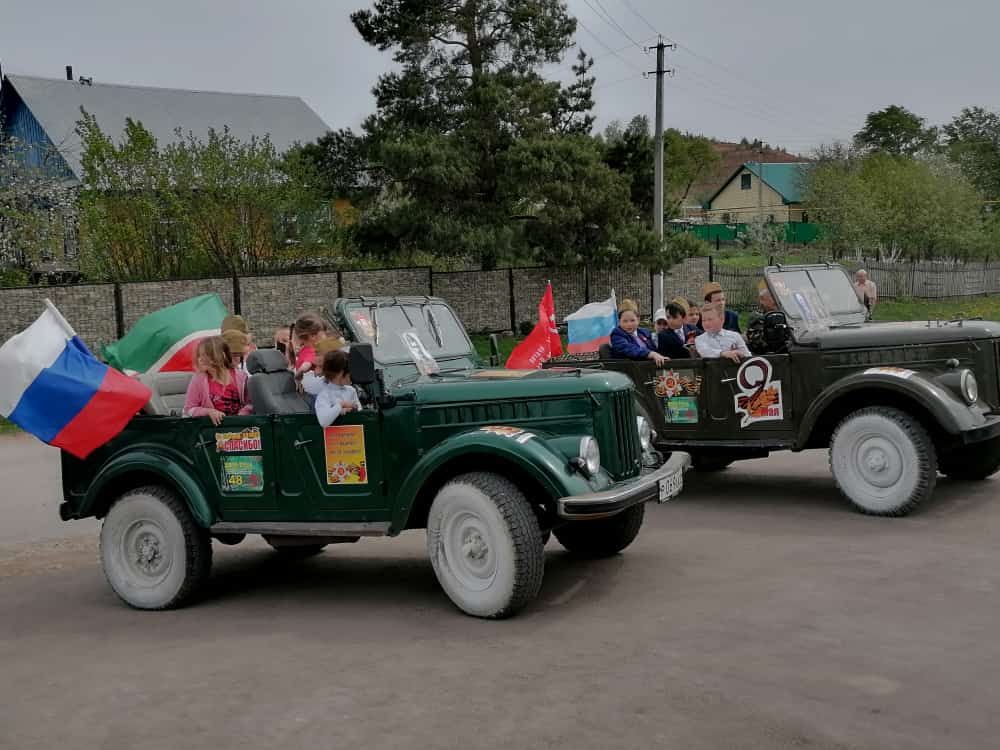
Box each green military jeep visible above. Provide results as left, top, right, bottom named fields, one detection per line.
left=554, top=264, right=1000, bottom=517
left=59, top=296, right=688, bottom=618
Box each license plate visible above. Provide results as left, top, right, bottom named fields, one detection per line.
left=658, top=471, right=683, bottom=503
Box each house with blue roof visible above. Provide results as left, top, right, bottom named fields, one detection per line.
left=705, top=162, right=812, bottom=225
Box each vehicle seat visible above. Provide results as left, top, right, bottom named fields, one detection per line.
left=598, top=343, right=613, bottom=360
left=246, top=349, right=312, bottom=415
left=140, top=372, right=194, bottom=417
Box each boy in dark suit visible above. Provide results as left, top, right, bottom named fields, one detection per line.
left=656, top=303, right=692, bottom=359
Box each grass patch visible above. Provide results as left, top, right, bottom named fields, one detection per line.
left=873, top=297, right=1000, bottom=323
left=0, top=418, right=18, bottom=435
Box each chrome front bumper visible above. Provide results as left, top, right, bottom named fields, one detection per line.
left=556, top=452, right=692, bottom=519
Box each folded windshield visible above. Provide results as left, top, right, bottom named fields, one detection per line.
left=767, top=267, right=866, bottom=330
left=346, top=302, right=474, bottom=363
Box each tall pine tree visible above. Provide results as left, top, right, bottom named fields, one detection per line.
left=307, top=1, right=656, bottom=268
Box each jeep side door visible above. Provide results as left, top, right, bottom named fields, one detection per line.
left=643, top=354, right=798, bottom=449
left=274, top=410, right=390, bottom=523
left=190, top=416, right=281, bottom=520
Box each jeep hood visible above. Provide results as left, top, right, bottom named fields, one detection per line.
left=392, top=367, right=635, bottom=404
left=799, top=320, right=1000, bottom=349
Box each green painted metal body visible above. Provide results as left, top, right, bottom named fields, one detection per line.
left=60, top=298, right=647, bottom=534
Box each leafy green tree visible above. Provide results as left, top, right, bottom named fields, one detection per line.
left=943, top=107, right=1000, bottom=199
left=854, top=105, right=937, bottom=156
left=805, top=146, right=986, bottom=260
left=601, top=116, right=719, bottom=220
left=76, top=112, right=333, bottom=280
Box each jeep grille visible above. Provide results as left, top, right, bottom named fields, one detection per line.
left=604, top=389, right=642, bottom=480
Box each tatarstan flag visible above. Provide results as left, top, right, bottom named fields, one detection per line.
left=102, top=294, right=228, bottom=374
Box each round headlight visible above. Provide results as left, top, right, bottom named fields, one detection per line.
left=636, top=415, right=654, bottom=453
left=579, top=437, right=601, bottom=476
left=961, top=370, right=979, bottom=405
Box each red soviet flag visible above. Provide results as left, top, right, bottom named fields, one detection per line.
left=540, top=282, right=563, bottom=356
left=507, top=283, right=561, bottom=369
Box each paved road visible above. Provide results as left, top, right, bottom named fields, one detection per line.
left=1, top=435, right=999, bottom=749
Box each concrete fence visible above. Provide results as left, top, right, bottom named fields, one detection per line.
left=0, top=261, right=715, bottom=351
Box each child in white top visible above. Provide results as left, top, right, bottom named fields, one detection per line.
left=695, top=302, right=750, bottom=362
left=313, top=349, right=362, bottom=427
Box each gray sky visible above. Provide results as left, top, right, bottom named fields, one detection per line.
left=2, top=0, right=998, bottom=155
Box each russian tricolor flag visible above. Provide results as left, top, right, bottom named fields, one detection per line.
left=565, top=293, right=618, bottom=354
left=0, top=301, right=151, bottom=459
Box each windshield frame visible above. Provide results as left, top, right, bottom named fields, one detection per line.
left=335, top=297, right=478, bottom=367
left=765, top=264, right=867, bottom=331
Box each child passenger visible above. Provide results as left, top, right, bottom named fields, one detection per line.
left=184, top=336, right=253, bottom=425
left=291, top=312, right=327, bottom=376
left=314, top=350, right=362, bottom=428
left=695, top=303, right=750, bottom=362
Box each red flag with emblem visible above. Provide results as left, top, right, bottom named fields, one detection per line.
left=540, top=282, right=563, bottom=356
left=506, top=285, right=560, bottom=369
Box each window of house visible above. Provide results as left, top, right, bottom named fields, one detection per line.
left=740, top=173, right=752, bottom=190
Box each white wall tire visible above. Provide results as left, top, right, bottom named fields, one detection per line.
left=100, top=486, right=212, bottom=610
left=427, top=472, right=544, bottom=619
left=830, top=407, right=936, bottom=516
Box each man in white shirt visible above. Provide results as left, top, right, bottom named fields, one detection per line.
left=695, top=303, right=750, bottom=362
left=854, top=269, right=877, bottom=315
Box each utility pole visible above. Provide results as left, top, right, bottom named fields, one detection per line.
left=757, top=143, right=764, bottom=225
left=646, top=36, right=675, bottom=314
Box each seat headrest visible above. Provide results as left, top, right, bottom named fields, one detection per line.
left=246, top=348, right=289, bottom=374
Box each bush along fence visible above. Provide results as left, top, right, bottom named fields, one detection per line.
left=710, top=257, right=1000, bottom=314
left=0, top=262, right=707, bottom=352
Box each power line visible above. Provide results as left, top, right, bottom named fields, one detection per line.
left=617, top=0, right=661, bottom=36
left=585, top=0, right=646, bottom=50
left=574, top=17, right=646, bottom=73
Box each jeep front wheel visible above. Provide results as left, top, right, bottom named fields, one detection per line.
left=100, top=486, right=212, bottom=609
left=939, top=437, right=1000, bottom=480
left=427, top=472, right=544, bottom=619
left=553, top=504, right=645, bottom=558
left=830, top=407, right=936, bottom=516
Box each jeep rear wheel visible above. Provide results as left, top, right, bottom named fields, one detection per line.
left=939, top=437, right=1000, bottom=480
left=830, top=407, right=936, bottom=516
left=100, top=486, right=212, bottom=610
left=427, top=472, right=544, bottom=619
left=553, top=504, right=645, bottom=558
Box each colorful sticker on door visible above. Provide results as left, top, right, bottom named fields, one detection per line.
left=215, top=427, right=262, bottom=453
left=733, top=357, right=784, bottom=428
left=324, top=425, right=368, bottom=485
left=652, top=369, right=702, bottom=398
left=221, top=455, right=264, bottom=493
left=666, top=396, right=699, bottom=424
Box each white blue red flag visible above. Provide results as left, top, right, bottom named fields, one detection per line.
left=0, top=301, right=151, bottom=458
left=565, top=293, right=617, bottom=354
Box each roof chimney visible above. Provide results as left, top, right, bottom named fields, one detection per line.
left=65, top=65, right=73, bottom=81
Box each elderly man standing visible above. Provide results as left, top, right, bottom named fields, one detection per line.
left=854, top=269, right=878, bottom=318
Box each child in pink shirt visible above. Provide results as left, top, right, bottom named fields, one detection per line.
left=184, top=336, right=253, bottom=425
